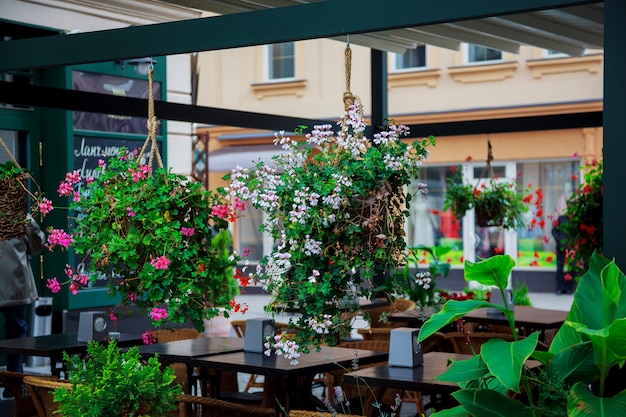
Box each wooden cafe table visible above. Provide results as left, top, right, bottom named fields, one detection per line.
left=390, top=306, right=568, bottom=342
left=0, top=332, right=143, bottom=376
left=192, top=346, right=388, bottom=414
left=137, top=336, right=244, bottom=393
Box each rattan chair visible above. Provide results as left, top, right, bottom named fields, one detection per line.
left=0, top=371, right=38, bottom=417
left=444, top=331, right=517, bottom=354
left=154, top=327, right=204, bottom=395
left=176, top=394, right=275, bottom=417
left=362, top=299, right=416, bottom=329
left=23, top=375, right=70, bottom=417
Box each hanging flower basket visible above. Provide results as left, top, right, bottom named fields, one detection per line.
left=474, top=203, right=506, bottom=228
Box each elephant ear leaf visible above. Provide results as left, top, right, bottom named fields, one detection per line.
left=568, top=383, right=626, bottom=417
left=464, top=255, right=514, bottom=290
left=481, top=332, right=538, bottom=393
left=452, top=389, right=534, bottom=417
left=418, top=299, right=491, bottom=342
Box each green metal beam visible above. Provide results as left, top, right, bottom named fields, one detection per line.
left=0, top=0, right=599, bottom=71
left=602, top=0, right=626, bottom=270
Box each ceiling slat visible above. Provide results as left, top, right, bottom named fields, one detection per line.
left=383, top=28, right=461, bottom=51
left=420, top=23, right=522, bottom=54
left=501, top=13, right=603, bottom=47
left=453, top=19, right=586, bottom=56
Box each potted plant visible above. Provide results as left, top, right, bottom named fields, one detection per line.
left=53, top=340, right=181, bottom=416
left=228, top=98, right=434, bottom=357
left=44, top=145, right=248, bottom=333
left=418, top=252, right=626, bottom=416
left=558, top=159, right=603, bottom=279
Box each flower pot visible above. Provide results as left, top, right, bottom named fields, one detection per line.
left=475, top=205, right=504, bottom=228
left=0, top=173, right=29, bottom=241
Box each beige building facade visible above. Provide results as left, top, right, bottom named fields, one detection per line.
left=196, top=38, right=603, bottom=279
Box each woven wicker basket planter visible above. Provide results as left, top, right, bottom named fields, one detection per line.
left=0, top=173, right=29, bottom=241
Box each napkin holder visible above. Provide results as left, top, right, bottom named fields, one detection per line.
left=487, top=289, right=514, bottom=317
left=388, top=327, right=423, bottom=368
left=244, top=318, right=275, bottom=353
left=77, top=311, right=109, bottom=342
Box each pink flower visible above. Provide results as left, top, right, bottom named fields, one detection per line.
left=126, top=207, right=136, bottom=217
left=234, top=197, right=247, bottom=211
left=57, top=181, right=73, bottom=197
left=212, top=204, right=230, bottom=219
left=98, top=159, right=105, bottom=167
left=181, top=227, right=195, bottom=237
left=39, top=198, right=54, bottom=215
left=86, top=177, right=94, bottom=185
left=150, top=255, right=171, bottom=270
left=109, top=312, right=118, bottom=321
left=127, top=292, right=138, bottom=302
left=150, top=307, right=168, bottom=322
left=72, top=191, right=80, bottom=203
left=65, top=170, right=81, bottom=185
left=142, top=330, right=157, bottom=345
left=46, top=278, right=61, bottom=293
left=46, top=229, right=73, bottom=250
left=69, top=281, right=79, bottom=295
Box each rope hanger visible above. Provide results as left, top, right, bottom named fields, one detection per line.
left=139, top=64, right=164, bottom=173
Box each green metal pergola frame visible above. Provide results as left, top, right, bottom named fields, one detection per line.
left=0, top=0, right=623, bottom=270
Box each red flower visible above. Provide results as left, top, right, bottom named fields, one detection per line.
left=546, top=255, right=554, bottom=263
left=529, top=260, right=539, bottom=267
left=494, top=247, right=504, bottom=254
left=198, top=263, right=205, bottom=273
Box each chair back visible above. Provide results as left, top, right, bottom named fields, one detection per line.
left=0, top=371, right=37, bottom=417
left=23, top=376, right=71, bottom=417
left=154, top=327, right=204, bottom=343
left=176, top=394, right=274, bottom=417
left=444, top=332, right=516, bottom=354
left=365, top=299, right=416, bottom=328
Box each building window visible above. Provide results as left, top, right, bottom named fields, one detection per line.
left=516, top=160, right=579, bottom=268
left=467, top=44, right=502, bottom=64
left=407, top=166, right=463, bottom=266
left=394, top=45, right=426, bottom=70
left=267, top=42, right=295, bottom=80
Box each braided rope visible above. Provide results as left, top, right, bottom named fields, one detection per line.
left=0, top=136, right=20, bottom=168
left=139, top=68, right=164, bottom=173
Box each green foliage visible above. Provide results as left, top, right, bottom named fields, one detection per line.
left=559, top=160, right=603, bottom=278
left=443, top=167, right=536, bottom=230
left=418, top=253, right=626, bottom=417
left=0, top=161, right=27, bottom=178
left=387, top=245, right=451, bottom=308
left=513, top=281, right=532, bottom=306
left=54, top=340, right=181, bottom=416
left=228, top=101, right=434, bottom=352
left=58, top=148, right=240, bottom=330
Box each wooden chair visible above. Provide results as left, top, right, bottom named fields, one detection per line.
left=23, top=376, right=70, bottom=417
left=444, top=331, right=516, bottom=354
left=154, top=327, right=204, bottom=395
left=176, top=394, right=275, bottom=417
left=362, top=299, right=416, bottom=329
left=324, top=340, right=404, bottom=417
left=0, top=371, right=38, bottom=417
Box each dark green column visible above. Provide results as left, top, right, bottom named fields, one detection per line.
left=602, top=0, right=626, bottom=269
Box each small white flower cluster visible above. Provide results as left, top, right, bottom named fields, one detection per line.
left=305, top=124, right=335, bottom=146
left=336, top=102, right=369, bottom=157
left=265, top=334, right=301, bottom=365
left=415, top=271, right=432, bottom=290
left=303, top=235, right=322, bottom=256
left=273, top=130, right=296, bottom=150
left=308, top=314, right=333, bottom=334
left=308, top=269, right=320, bottom=284
left=383, top=154, right=404, bottom=171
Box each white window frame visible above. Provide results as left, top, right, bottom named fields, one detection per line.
left=464, top=43, right=503, bottom=65
left=265, top=42, right=295, bottom=81
left=391, top=45, right=427, bottom=72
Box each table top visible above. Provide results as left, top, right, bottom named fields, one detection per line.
left=137, top=337, right=244, bottom=363
left=343, top=352, right=469, bottom=394
left=192, top=346, right=388, bottom=378
left=390, top=306, right=568, bottom=329
left=0, top=332, right=142, bottom=357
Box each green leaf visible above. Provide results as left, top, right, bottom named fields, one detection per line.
left=480, top=332, right=538, bottom=393
left=418, top=299, right=493, bottom=342
left=568, top=383, right=626, bottom=417
left=452, top=389, right=534, bottom=417
left=464, top=255, right=515, bottom=290
left=545, top=341, right=596, bottom=384
left=436, top=355, right=489, bottom=383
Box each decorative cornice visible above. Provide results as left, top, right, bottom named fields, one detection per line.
left=526, top=54, right=603, bottom=79
left=388, top=69, right=441, bottom=89
left=448, top=62, right=518, bottom=84
left=250, top=79, right=308, bottom=100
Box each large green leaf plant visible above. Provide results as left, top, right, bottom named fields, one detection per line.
left=418, top=253, right=626, bottom=417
